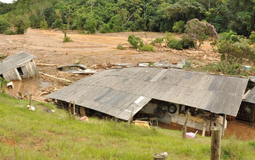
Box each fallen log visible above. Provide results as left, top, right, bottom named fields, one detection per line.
left=39, top=72, right=73, bottom=83
left=36, top=63, right=58, bottom=66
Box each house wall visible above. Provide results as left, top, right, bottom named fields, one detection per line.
left=2, top=68, right=21, bottom=81
left=20, top=60, right=39, bottom=79
left=141, top=102, right=222, bottom=131
left=2, top=60, right=39, bottom=81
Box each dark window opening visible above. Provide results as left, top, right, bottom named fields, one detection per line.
left=17, top=67, right=23, bottom=76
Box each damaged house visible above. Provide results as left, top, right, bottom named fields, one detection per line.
left=0, top=52, right=39, bottom=81
left=47, top=68, right=248, bottom=134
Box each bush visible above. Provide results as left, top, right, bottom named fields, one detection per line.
left=128, top=35, right=144, bottom=49
left=167, top=38, right=183, bottom=50
left=0, top=19, right=10, bottom=34
left=185, top=19, right=218, bottom=49
left=40, top=20, right=48, bottom=29
left=13, top=16, right=30, bottom=34
left=181, top=35, right=195, bottom=49
left=140, top=44, right=154, bottom=51
left=151, top=38, right=164, bottom=46
left=219, top=30, right=237, bottom=41
left=172, top=20, right=185, bottom=33
left=4, top=30, right=15, bottom=35
left=52, top=19, right=63, bottom=29
left=63, top=32, right=73, bottom=42
left=250, top=31, right=255, bottom=44
left=117, top=44, right=125, bottom=50
left=217, top=40, right=255, bottom=63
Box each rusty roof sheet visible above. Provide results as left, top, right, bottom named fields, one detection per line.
left=47, top=68, right=248, bottom=120
left=0, top=51, right=36, bottom=75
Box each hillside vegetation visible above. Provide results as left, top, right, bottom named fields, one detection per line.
left=0, top=93, right=255, bottom=160
left=0, top=0, right=254, bottom=36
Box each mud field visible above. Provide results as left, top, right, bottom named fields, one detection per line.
left=1, top=29, right=254, bottom=140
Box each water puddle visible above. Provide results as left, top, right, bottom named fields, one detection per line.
left=5, top=78, right=51, bottom=98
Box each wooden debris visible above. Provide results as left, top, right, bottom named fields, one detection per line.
left=39, top=72, right=72, bottom=83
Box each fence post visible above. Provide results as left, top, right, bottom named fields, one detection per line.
left=211, top=128, right=221, bottom=160
left=29, top=92, right=32, bottom=107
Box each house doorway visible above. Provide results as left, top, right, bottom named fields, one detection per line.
left=17, top=67, right=24, bottom=76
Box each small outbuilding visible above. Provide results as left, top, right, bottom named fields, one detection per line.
left=0, top=52, right=39, bottom=81
left=47, top=68, right=248, bottom=134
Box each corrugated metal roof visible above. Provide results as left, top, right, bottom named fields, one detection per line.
left=243, top=88, right=255, bottom=104
left=47, top=68, right=249, bottom=120
left=0, top=52, right=36, bottom=75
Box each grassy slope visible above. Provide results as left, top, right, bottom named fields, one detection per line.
left=0, top=94, right=254, bottom=160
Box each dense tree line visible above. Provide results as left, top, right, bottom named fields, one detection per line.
left=0, top=0, right=254, bottom=36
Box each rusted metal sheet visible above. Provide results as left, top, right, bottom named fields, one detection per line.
left=47, top=68, right=248, bottom=119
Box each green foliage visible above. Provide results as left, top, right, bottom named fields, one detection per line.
left=0, top=77, right=8, bottom=93
left=249, top=141, right=255, bottom=149
left=217, top=39, right=255, bottom=63
left=218, top=30, right=237, bottom=41
left=250, top=31, right=255, bottom=44
left=117, top=44, right=125, bottom=50
left=151, top=38, right=164, bottom=46
left=13, top=15, right=30, bottom=34
left=0, top=19, right=10, bottom=34
left=4, top=30, right=15, bottom=35
left=140, top=44, right=154, bottom=51
left=167, top=38, right=183, bottom=50
left=0, top=0, right=254, bottom=36
left=128, top=35, right=144, bottom=49
left=181, top=35, right=195, bottom=49
left=172, top=20, right=185, bottom=33
left=40, top=19, right=48, bottom=29
left=52, top=19, right=63, bottom=29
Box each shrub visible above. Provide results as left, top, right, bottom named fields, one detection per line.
left=128, top=35, right=144, bottom=49
left=181, top=35, right=195, bottom=49
left=63, top=32, right=73, bottom=42
left=0, top=19, right=10, bottom=34
left=167, top=38, right=183, bottom=50
left=185, top=19, right=218, bottom=49
left=40, top=20, right=48, bottom=29
left=140, top=44, right=154, bottom=51
left=151, top=38, right=164, bottom=46
left=52, top=19, right=63, bottom=29
left=13, top=16, right=30, bottom=34
left=250, top=31, right=255, bottom=44
left=219, top=30, right=237, bottom=41
left=172, top=20, right=185, bottom=33
left=217, top=40, right=255, bottom=63
left=117, top=44, right=125, bottom=50
left=249, top=141, right=255, bottom=149
left=4, top=30, right=15, bottom=35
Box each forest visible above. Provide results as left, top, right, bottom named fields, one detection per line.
left=0, top=0, right=254, bottom=36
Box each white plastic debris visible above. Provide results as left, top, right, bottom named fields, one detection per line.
left=7, top=81, right=14, bottom=89
left=80, top=116, right=89, bottom=122
left=28, top=106, right=35, bottom=111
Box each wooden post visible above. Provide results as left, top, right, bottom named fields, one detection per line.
left=28, top=92, right=32, bottom=107
left=202, top=118, right=207, bottom=137
left=222, top=114, right=226, bottom=137
left=128, top=106, right=135, bottom=124
left=68, top=101, right=72, bottom=117
left=182, top=108, right=190, bottom=138
left=73, top=101, right=76, bottom=115
left=211, top=128, right=221, bottom=160
left=209, top=114, right=213, bottom=136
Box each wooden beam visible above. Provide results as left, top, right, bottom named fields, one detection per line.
left=182, top=108, right=190, bottom=138
left=222, top=114, right=226, bottom=137
left=211, top=128, right=221, bottom=160
left=128, top=106, right=135, bottom=124
left=202, top=118, right=207, bottom=137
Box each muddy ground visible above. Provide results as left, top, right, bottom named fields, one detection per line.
left=1, top=29, right=254, bottom=141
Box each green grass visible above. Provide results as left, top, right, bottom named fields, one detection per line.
left=0, top=93, right=255, bottom=160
